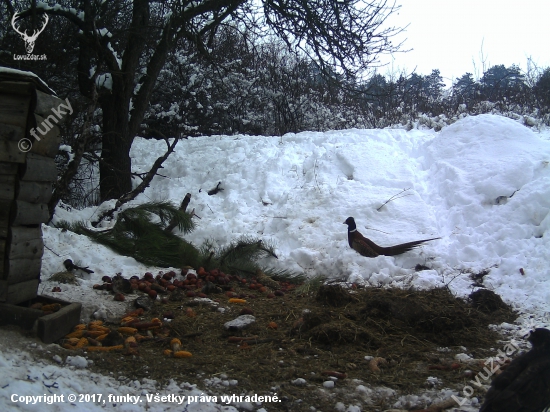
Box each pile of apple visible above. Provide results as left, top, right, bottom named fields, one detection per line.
left=93, top=267, right=296, bottom=301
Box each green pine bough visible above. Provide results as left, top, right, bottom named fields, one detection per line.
left=55, top=201, right=302, bottom=281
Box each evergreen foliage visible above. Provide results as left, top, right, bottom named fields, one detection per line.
left=198, top=236, right=301, bottom=280
left=63, top=202, right=198, bottom=268
left=57, top=202, right=293, bottom=278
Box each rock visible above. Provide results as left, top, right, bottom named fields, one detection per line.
left=223, top=315, right=256, bottom=331
left=134, top=296, right=153, bottom=311
left=112, top=275, right=132, bottom=294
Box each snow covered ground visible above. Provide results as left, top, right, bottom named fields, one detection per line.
left=1, top=114, right=549, bottom=411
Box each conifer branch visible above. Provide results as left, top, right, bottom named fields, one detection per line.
left=92, top=136, right=179, bottom=227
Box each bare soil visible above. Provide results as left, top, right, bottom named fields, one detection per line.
left=42, top=281, right=517, bottom=411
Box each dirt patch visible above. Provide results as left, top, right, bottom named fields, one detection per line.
left=38, top=280, right=514, bottom=411
left=1, top=269, right=518, bottom=410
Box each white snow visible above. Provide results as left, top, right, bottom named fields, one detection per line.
left=97, top=28, right=112, bottom=38
left=65, top=355, right=89, bottom=369
left=223, top=315, right=256, bottom=330
left=95, top=73, right=113, bottom=91
left=0, top=66, right=56, bottom=94
left=1, top=114, right=550, bottom=411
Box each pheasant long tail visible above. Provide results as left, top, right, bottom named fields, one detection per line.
left=380, top=237, right=441, bottom=256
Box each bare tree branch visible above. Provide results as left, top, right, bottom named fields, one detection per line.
left=92, top=135, right=180, bottom=226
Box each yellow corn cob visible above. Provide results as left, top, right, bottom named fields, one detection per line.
left=86, top=345, right=123, bottom=352
left=173, top=351, right=192, bottom=358
left=228, top=298, right=247, bottom=304
left=170, top=338, right=182, bottom=352
left=84, top=330, right=108, bottom=338
left=65, top=330, right=85, bottom=339
left=96, top=333, right=108, bottom=341
left=88, top=325, right=111, bottom=333
left=42, top=303, right=62, bottom=312
left=75, top=337, right=88, bottom=348
left=117, top=327, right=138, bottom=335
left=124, top=336, right=137, bottom=346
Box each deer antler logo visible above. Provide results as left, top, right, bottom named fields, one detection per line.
left=11, top=11, right=49, bottom=54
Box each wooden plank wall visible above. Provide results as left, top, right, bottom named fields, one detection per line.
left=0, top=79, right=64, bottom=304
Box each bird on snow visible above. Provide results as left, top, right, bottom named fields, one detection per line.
left=343, top=217, right=440, bottom=258
left=479, top=327, right=550, bottom=412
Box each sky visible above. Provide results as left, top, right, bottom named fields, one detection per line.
left=377, top=0, right=550, bottom=86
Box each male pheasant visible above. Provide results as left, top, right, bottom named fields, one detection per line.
left=343, top=217, right=439, bottom=258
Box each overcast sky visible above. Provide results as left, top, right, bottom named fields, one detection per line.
left=376, top=0, right=550, bottom=85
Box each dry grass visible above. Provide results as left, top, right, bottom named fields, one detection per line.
left=61, top=282, right=519, bottom=411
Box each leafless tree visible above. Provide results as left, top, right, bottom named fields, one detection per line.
left=10, top=0, right=404, bottom=201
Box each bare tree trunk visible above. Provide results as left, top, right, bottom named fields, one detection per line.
left=99, top=94, right=134, bottom=201
left=15, top=0, right=404, bottom=203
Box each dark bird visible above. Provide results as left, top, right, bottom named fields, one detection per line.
left=343, top=217, right=440, bottom=258
left=63, top=258, right=94, bottom=274
left=479, top=328, right=550, bottom=412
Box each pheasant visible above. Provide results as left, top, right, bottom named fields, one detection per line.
left=343, top=217, right=440, bottom=258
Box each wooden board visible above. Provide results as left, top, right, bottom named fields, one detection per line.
left=0, top=238, right=5, bottom=277
left=9, top=225, right=42, bottom=243
left=0, top=279, right=39, bottom=304
left=4, top=257, right=41, bottom=283
left=0, top=140, right=26, bottom=163
left=0, top=77, right=54, bottom=96
left=0, top=174, right=16, bottom=201
left=16, top=181, right=53, bottom=204
left=0, top=295, right=81, bottom=342
left=29, top=113, right=62, bottom=158
left=35, top=90, right=65, bottom=117
left=6, top=230, right=44, bottom=261
left=0, top=162, right=18, bottom=174
left=0, top=81, right=35, bottom=97
left=20, top=153, right=57, bottom=182
left=0, top=299, right=43, bottom=327
left=0, top=199, right=12, bottom=228
left=37, top=301, right=82, bottom=343
left=8, top=226, right=43, bottom=261
left=0, top=93, right=31, bottom=128
left=0, top=123, right=26, bottom=142
left=11, top=200, right=49, bottom=225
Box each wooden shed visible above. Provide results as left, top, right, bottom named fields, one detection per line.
left=0, top=67, right=81, bottom=343
left=0, top=67, right=64, bottom=304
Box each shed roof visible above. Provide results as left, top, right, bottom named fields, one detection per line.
left=0, top=67, right=56, bottom=95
